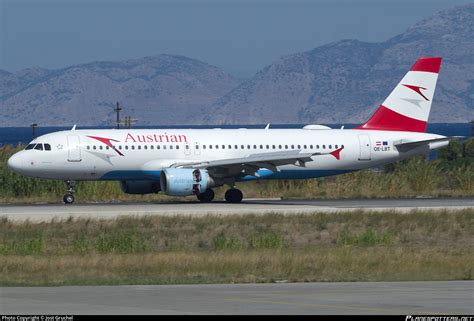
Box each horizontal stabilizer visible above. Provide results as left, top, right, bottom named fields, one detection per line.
left=394, top=137, right=451, bottom=152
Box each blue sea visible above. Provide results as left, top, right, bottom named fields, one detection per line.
left=0, top=123, right=472, bottom=147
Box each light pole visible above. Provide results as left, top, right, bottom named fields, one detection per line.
left=114, top=102, right=122, bottom=129
left=30, top=123, right=38, bottom=139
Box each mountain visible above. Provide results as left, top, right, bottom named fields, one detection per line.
left=0, top=55, right=240, bottom=126
left=206, top=3, right=474, bottom=124
left=1, top=4, right=473, bottom=127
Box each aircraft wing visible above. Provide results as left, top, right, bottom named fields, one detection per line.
left=170, top=148, right=342, bottom=178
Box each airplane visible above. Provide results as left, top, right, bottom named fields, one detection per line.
left=7, top=56, right=450, bottom=204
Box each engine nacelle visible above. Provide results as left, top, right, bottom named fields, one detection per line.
left=120, top=180, right=161, bottom=195
left=160, top=168, right=211, bottom=196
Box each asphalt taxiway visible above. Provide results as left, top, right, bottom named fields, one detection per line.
left=0, top=198, right=472, bottom=222
left=1, top=281, right=473, bottom=315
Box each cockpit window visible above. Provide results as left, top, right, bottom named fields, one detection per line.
left=44, top=144, right=51, bottom=151
left=25, top=144, right=36, bottom=150
left=34, top=144, right=43, bottom=150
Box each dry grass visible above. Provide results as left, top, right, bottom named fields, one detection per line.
left=0, top=209, right=473, bottom=286
left=1, top=247, right=472, bottom=286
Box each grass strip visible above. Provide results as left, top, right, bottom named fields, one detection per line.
left=1, top=209, right=473, bottom=286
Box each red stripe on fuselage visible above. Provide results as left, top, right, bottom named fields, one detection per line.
left=330, top=146, right=344, bottom=160
left=356, top=106, right=427, bottom=132
left=87, top=135, right=124, bottom=156
left=409, top=57, right=442, bottom=73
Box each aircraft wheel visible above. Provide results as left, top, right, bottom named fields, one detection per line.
left=225, top=188, right=243, bottom=203
left=63, top=193, right=75, bottom=204
left=197, top=189, right=215, bottom=203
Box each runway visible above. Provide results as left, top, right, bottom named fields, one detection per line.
left=1, top=281, right=472, bottom=315
left=0, top=198, right=472, bottom=222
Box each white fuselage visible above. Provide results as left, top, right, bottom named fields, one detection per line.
left=7, top=127, right=447, bottom=183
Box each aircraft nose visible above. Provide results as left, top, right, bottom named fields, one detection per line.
left=7, top=153, right=24, bottom=173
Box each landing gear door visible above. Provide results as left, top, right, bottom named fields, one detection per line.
left=67, top=136, right=82, bottom=162
left=358, top=135, right=371, bottom=161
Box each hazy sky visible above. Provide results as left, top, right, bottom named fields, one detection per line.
left=1, top=0, right=472, bottom=77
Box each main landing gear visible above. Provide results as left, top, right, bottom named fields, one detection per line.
left=63, top=180, right=76, bottom=204
left=224, top=188, right=243, bottom=203
left=196, top=188, right=243, bottom=203
left=197, top=188, right=215, bottom=203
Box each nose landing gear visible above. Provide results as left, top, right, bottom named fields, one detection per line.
left=63, top=180, right=76, bottom=204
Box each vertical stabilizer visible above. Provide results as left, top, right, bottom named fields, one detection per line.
left=357, top=57, right=442, bottom=132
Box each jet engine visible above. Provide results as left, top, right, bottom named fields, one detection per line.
left=160, top=168, right=212, bottom=196
left=120, top=180, right=161, bottom=194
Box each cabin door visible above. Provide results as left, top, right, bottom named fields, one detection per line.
left=358, top=135, right=371, bottom=161
left=67, top=136, right=82, bottom=162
